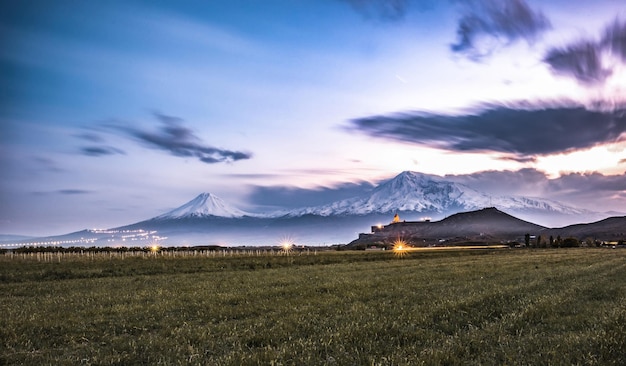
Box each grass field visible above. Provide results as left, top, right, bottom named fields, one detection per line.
left=1, top=248, right=625, bottom=365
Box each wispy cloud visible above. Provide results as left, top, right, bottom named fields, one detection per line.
left=33, top=189, right=93, bottom=196
left=80, top=146, right=125, bottom=156
left=446, top=168, right=626, bottom=212
left=57, top=189, right=92, bottom=195
left=542, top=171, right=626, bottom=211
left=247, top=181, right=375, bottom=209
left=33, top=157, right=64, bottom=173
left=451, top=0, right=550, bottom=60
left=75, top=129, right=125, bottom=157
left=603, top=19, right=626, bottom=62
left=347, top=101, right=626, bottom=158
left=342, top=0, right=411, bottom=21
left=107, top=112, right=252, bottom=164
left=543, top=41, right=611, bottom=85
left=74, top=132, right=105, bottom=143
left=544, top=18, right=626, bottom=85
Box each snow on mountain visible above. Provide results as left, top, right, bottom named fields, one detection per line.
left=286, top=171, right=587, bottom=217
left=153, top=193, right=253, bottom=219
left=150, top=171, right=590, bottom=222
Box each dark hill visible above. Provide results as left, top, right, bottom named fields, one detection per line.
left=435, top=207, right=545, bottom=235
left=348, top=207, right=545, bottom=247
left=542, top=216, right=626, bottom=241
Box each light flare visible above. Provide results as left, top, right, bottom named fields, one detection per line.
left=279, top=235, right=295, bottom=253
left=392, top=239, right=409, bottom=257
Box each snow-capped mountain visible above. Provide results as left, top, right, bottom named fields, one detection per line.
left=6, top=172, right=617, bottom=248
left=153, top=193, right=253, bottom=219
left=286, top=171, right=588, bottom=217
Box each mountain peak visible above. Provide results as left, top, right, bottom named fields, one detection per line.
left=154, top=192, right=250, bottom=219
left=395, top=170, right=440, bottom=182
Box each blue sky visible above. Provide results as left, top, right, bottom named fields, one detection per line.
left=2, top=0, right=626, bottom=235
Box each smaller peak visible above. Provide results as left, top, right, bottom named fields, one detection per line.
left=396, top=171, right=438, bottom=179
left=390, top=171, right=442, bottom=183
left=397, top=171, right=420, bottom=177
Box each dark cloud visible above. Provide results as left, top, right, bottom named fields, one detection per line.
left=547, top=171, right=626, bottom=194
left=57, top=189, right=92, bottom=195
left=446, top=169, right=626, bottom=214
left=33, top=189, right=93, bottom=195
left=33, top=157, right=64, bottom=172
left=602, top=19, right=626, bottom=62
left=543, top=41, right=611, bottom=85
left=80, top=146, right=125, bottom=156
left=544, top=18, right=626, bottom=85
left=451, top=0, right=550, bottom=60
left=107, top=112, right=252, bottom=164
left=74, top=132, right=104, bottom=143
left=247, top=181, right=375, bottom=210
left=342, top=0, right=411, bottom=21
left=445, top=168, right=547, bottom=195
left=348, top=102, right=626, bottom=158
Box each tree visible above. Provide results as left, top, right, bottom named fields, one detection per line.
left=549, top=235, right=554, bottom=247
left=525, top=233, right=530, bottom=247
left=562, top=237, right=579, bottom=248
left=537, top=235, right=542, bottom=248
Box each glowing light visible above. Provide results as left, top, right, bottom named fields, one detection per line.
left=150, top=245, right=160, bottom=253
left=279, top=235, right=295, bottom=253
left=393, top=239, right=408, bottom=257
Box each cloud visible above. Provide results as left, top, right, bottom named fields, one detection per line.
left=247, top=181, right=376, bottom=210
left=342, top=0, right=411, bottom=21
left=348, top=102, right=626, bottom=158
left=444, top=168, right=626, bottom=213
left=444, top=168, right=547, bottom=195
left=33, top=157, right=64, bottom=172
left=451, top=0, right=550, bottom=60
left=33, top=189, right=93, bottom=196
left=80, top=146, right=125, bottom=156
left=544, top=18, right=626, bottom=85
left=547, top=171, right=626, bottom=195
left=57, top=189, right=92, bottom=195
left=107, top=112, right=252, bottom=164
left=543, top=41, right=610, bottom=85
left=74, top=132, right=105, bottom=143
left=602, top=19, right=626, bottom=62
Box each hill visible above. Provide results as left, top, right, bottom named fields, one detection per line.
left=348, top=207, right=546, bottom=248
left=542, top=216, right=626, bottom=241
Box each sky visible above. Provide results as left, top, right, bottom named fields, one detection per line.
left=1, top=0, right=626, bottom=236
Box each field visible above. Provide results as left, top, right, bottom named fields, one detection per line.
left=1, top=248, right=625, bottom=365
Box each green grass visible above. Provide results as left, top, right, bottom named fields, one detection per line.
left=1, top=249, right=625, bottom=365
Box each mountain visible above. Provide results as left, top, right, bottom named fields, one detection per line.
left=348, top=207, right=545, bottom=247
left=153, top=193, right=253, bottom=219
left=543, top=216, right=626, bottom=240
left=5, top=172, right=619, bottom=248
left=286, top=171, right=589, bottom=221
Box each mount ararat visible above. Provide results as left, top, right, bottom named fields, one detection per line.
left=2, top=171, right=621, bottom=247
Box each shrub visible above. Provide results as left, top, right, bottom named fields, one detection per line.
left=561, top=237, right=579, bottom=248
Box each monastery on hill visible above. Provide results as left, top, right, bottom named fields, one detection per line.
left=371, top=213, right=430, bottom=233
